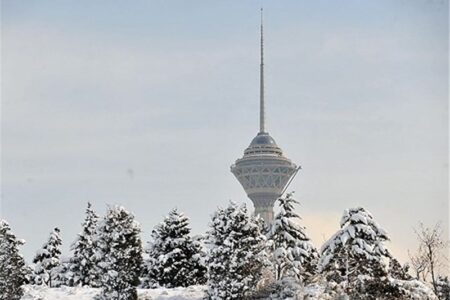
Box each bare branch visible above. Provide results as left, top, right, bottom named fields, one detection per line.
left=412, top=222, right=449, bottom=297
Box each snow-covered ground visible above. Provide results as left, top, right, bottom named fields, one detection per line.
left=21, top=280, right=438, bottom=300
left=21, top=285, right=205, bottom=300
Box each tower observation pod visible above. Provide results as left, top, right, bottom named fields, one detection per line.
left=230, top=9, right=299, bottom=224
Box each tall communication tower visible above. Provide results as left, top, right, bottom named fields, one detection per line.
left=230, top=9, right=299, bottom=224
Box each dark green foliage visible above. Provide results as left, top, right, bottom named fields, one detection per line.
left=350, top=277, right=408, bottom=300
left=388, top=258, right=412, bottom=281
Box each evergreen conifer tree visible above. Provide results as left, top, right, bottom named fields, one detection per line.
left=388, top=258, right=412, bottom=281
left=206, top=202, right=267, bottom=300
left=51, top=256, right=73, bottom=287
left=142, top=208, right=206, bottom=288
left=0, top=220, right=29, bottom=300
left=70, top=202, right=100, bottom=287
left=31, top=227, right=62, bottom=287
left=436, top=276, right=450, bottom=300
left=269, top=193, right=318, bottom=283
left=95, top=205, right=143, bottom=300
left=318, top=207, right=392, bottom=297
left=319, top=207, right=401, bottom=299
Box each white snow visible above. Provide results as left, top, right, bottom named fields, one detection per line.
left=21, top=285, right=100, bottom=300
left=21, top=285, right=206, bottom=300
left=21, top=280, right=438, bottom=300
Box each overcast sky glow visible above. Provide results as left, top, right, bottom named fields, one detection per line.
left=1, top=0, right=449, bottom=265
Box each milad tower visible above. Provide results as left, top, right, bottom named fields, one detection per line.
left=230, top=10, right=300, bottom=224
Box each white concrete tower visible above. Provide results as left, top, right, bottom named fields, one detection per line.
left=230, top=9, right=299, bottom=224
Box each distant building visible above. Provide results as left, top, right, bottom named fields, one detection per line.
left=230, top=10, right=299, bottom=224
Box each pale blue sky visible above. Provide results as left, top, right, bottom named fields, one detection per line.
left=1, top=0, right=448, bottom=264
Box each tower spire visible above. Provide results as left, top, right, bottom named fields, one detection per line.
left=259, top=7, right=266, bottom=133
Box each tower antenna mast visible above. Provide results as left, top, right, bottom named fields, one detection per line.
left=259, top=7, right=266, bottom=133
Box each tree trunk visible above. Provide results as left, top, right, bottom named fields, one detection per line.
left=427, top=244, right=439, bottom=298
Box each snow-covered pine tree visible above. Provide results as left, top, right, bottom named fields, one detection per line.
left=388, top=258, right=412, bottom=280
left=51, top=256, right=73, bottom=287
left=319, top=207, right=390, bottom=281
left=70, top=202, right=100, bottom=287
left=318, top=207, right=393, bottom=298
left=31, top=227, right=62, bottom=287
left=95, top=205, right=143, bottom=300
left=142, top=208, right=206, bottom=288
left=436, top=276, right=450, bottom=300
left=269, top=192, right=319, bottom=283
left=206, top=202, right=267, bottom=300
left=0, top=220, right=29, bottom=300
